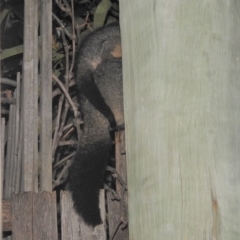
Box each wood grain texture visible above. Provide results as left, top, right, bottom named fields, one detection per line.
left=120, top=1, right=240, bottom=239
left=22, top=0, right=38, bottom=192
left=12, top=193, right=33, bottom=240
left=40, top=0, right=53, bottom=191
left=11, top=192, right=57, bottom=240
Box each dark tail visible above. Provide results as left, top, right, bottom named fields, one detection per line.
left=69, top=58, right=123, bottom=227
left=69, top=96, right=111, bottom=227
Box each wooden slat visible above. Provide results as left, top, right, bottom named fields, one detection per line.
left=11, top=192, right=58, bottom=240
left=14, top=74, right=22, bottom=194
left=32, top=192, right=58, bottom=240
left=12, top=193, right=33, bottom=240
left=39, top=0, right=53, bottom=191
left=33, top=2, right=39, bottom=193
left=22, top=0, right=36, bottom=191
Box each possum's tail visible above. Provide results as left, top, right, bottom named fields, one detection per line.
left=69, top=58, right=123, bottom=227
left=69, top=95, right=111, bottom=227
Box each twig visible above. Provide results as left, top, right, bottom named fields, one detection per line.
left=52, top=73, right=79, bottom=118
left=107, top=166, right=127, bottom=190
left=63, top=123, right=74, bottom=131
left=104, top=184, right=120, bottom=201
left=52, top=159, right=72, bottom=188
left=54, top=152, right=75, bottom=169
left=61, top=126, right=74, bottom=140
left=1, top=97, right=16, bottom=104
left=61, top=27, right=71, bottom=90
left=52, top=94, right=64, bottom=157
left=52, top=12, right=73, bottom=40
left=0, top=78, right=17, bottom=87
left=58, top=140, right=78, bottom=146
left=54, top=0, right=72, bottom=17
left=69, top=0, right=76, bottom=73
left=52, top=79, right=76, bottom=98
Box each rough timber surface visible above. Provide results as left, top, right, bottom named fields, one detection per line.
left=11, top=192, right=57, bottom=240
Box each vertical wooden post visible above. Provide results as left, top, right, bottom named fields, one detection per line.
left=22, top=0, right=38, bottom=192
left=40, top=0, right=53, bottom=191
left=120, top=1, right=240, bottom=239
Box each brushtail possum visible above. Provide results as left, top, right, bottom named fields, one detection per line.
left=74, top=23, right=122, bottom=128
left=69, top=23, right=124, bottom=227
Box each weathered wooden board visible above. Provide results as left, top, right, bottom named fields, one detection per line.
left=11, top=192, right=57, bottom=240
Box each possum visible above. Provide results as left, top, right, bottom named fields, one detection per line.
left=69, top=24, right=124, bottom=227
left=74, top=23, right=121, bottom=128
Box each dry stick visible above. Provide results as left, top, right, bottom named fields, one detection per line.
left=1, top=97, right=16, bottom=104
left=57, top=100, right=70, bottom=141
left=52, top=13, right=73, bottom=40
left=53, top=152, right=75, bottom=169
left=58, top=140, right=78, bottom=146
left=63, top=123, right=74, bottom=132
left=61, top=28, right=70, bottom=90
left=62, top=0, right=71, bottom=9
left=52, top=94, right=65, bottom=157
left=52, top=151, right=61, bottom=181
left=55, top=0, right=72, bottom=17
left=52, top=80, right=76, bottom=98
left=75, top=12, right=91, bottom=43
left=52, top=160, right=72, bottom=188
left=0, top=109, right=9, bottom=115
left=52, top=74, right=79, bottom=118
left=69, top=0, right=76, bottom=73
left=60, top=126, right=74, bottom=140
left=0, top=78, right=17, bottom=87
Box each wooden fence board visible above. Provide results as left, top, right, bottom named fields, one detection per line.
left=40, top=0, right=53, bottom=191
left=61, top=190, right=106, bottom=240
left=22, top=0, right=36, bottom=192
left=32, top=192, right=58, bottom=240
left=11, top=192, right=58, bottom=240
left=12, top=193, right=33, bottom=240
